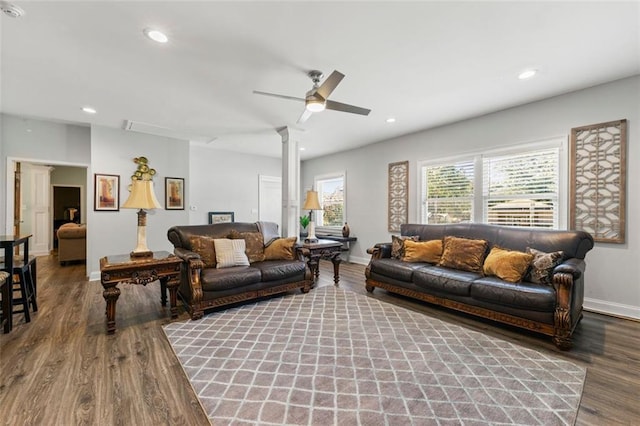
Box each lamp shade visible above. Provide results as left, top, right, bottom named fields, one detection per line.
left=302, top=190, right=321, bottom=210
left=122, top=180, right=161, bottom=210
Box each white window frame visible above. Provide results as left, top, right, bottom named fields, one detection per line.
left=417, top=137, right=568, bottom=229
left=314, top=171, right=346, bottom=233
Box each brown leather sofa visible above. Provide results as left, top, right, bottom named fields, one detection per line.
left=167, top=222, right=312, bottom=320
left=57, top=223, right=86, bottom=265
left=365, top=223, right=594, bottom=349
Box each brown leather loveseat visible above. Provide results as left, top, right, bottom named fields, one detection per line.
left=365, top=223, right=594, bottom=349
left=167, top=221, right=312, bottom=320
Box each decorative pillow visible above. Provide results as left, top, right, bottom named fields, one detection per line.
left=391, top=235, right=419, bottom=259
left=483, top=246, right=534, bottom=283
left=438, top=236, right=488, bottom=274
left=525, top=247, right=564, bottom=285
left=214, top=238, right=250, bottom=268
left=189, top=235, right=216, bottom=268
left=228, top=230, right=266, bottom=263
left=402, top=239, right=443, bottom=264
left=264, top=237, right=297, bottom=261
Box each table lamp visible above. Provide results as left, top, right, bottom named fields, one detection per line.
left=122, top=179, right=161, bottom=257
left=302, top=190, right=322, bottom=243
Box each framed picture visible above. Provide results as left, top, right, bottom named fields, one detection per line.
left=165, top=177, right=185, bottom=210
left=208, top=211, right=235, bottom=224
left=94, top=173, right=120, bottom=211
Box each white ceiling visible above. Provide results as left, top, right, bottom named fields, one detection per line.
left=1, top=1, right=639, bottom=160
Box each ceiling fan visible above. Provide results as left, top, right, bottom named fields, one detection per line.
left=253, top=70, right=371, bottom=124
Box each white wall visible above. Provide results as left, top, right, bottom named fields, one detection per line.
left=87, top=125, right=190, bottom=279
left=302, top=76, right=640, bottom=319
left=188, top=144, right=282, bottom=225
left=1, top=114, right=91, bottom=233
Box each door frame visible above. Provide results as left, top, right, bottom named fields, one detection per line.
left=5, top=156, right=89, bottom=235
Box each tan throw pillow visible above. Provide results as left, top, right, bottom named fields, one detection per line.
left=438, top=236, right=488, bottom=274
left=214, top=238, right=250, bottom=268
left=189, top=235, right=216, bottom=268
left=525, top=247, right=564, bottom=285
left=229, top=230, right=266, bottom=263
left=264, top=237, right=297, bottom=261
left=391, top=235, right=419, bottom=259
left=402, top=239, right=443, bottom=264
left=483, top=246, right=534, bottom=283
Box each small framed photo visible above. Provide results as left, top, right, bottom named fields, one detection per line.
left=165, top=177, right=185, bottom=210
left=208, top=211, right=235, bottom=224
left=94, top=173, right=120, bottom=211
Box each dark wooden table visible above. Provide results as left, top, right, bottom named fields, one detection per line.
left=296, top=239, right=343, bottom=286
left=1, top=234, right=32, bottom=333
left=99, top=251, right=182, bottom=334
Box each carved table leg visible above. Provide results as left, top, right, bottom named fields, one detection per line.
left=102, top=283, right=121, bottom=334
left=307, top=255, right=320, bottom=286
left=331, top=254, right=342, bottom=286
left=160, top=277, right=168, bottom=307
left=165, top=276, right=180, bottom=319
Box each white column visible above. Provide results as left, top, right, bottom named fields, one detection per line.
left=277, top=126, right=302, bottom=238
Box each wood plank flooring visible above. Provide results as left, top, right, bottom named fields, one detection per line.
left=1, top=255, right=638, bottom=425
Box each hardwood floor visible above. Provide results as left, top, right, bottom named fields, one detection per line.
left=1, top=255, right=638, bottom=425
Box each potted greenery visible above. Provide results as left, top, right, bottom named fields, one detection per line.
left=299, top=215, right=310, bottom=237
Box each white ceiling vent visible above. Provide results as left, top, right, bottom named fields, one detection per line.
left=0, top=1, right=25, bottom=18
left=122, top=120, right=212, bottom=143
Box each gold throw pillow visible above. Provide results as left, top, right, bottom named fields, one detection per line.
left=483, top=246, right=534, bottom=283
left=189, top=235, right=216, bottom=268
left=402, top=239, right=443, bottom=264
left=391, top=235, right=419, bottom=259
left=438, top=236, right=488, bottom=274
left=264, top=237, right=297, bottom=261
left=228, top=230, right=266, bottom=263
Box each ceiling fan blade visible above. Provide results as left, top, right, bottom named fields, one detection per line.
left=297, top=108, right=313, bottom=124
left=315, top=70, right=344, bottom=99
left=326, top=100, right=371, bottom=116
left=253, top=90, right=305, bottom=103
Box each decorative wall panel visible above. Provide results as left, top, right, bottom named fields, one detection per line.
left=570, top=119, right=626, bottom=243
left=388, top=161, right=409, bottom=232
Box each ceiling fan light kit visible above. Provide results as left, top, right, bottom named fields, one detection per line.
left=253, top=69, right=371, bottom=123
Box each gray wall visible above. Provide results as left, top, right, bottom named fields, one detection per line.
left=188, top=144, right=282, bottom=225
left=302, top=76, right=640, bottom=319
left=51, top=165, right=87, bottom=223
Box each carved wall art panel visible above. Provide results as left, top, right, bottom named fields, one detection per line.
left=388, top=161, right=409, bottom=232
left=570, top=119, right=626, bottom=243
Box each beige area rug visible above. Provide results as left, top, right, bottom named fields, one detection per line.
left=163, top=287, right=585, bottom=425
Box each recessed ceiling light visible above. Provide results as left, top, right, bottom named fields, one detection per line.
left=143, top=28, right=168, bottom=43
left=386, top=117, right=396, bottom=123
left=518, top=69, right=538, bottom=80
left=82, top=106, right=97, bottom=114
left=299, top=147, right=306, bottom=151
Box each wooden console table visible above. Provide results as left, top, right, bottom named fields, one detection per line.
left=296, top=239, right=343, bottom=286
left=99, top=251, right=181, bottom=334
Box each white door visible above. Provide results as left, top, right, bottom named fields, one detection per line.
left=259, top=175, right=282, bottom=231
left=23, top=163, right=52, bottom=255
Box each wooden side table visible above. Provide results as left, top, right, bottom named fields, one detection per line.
left=296, top=239, right=343, bottom=286
left=99, top=251, right=182, bottom=334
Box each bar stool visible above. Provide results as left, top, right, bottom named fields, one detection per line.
left=0, top=271, right=10, bottom=332
left=0, top=256, right=37, bottom=323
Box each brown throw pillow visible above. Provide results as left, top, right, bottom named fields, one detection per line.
left=264, top=237, right=297, bottom=260
left=229, top=230, right=265, bottom=263
left=391, top=235, right=419, bottom=259
left=402, top=239, right=443, bottom=264
left=189, top=235, right=216, bottom=268
left=438, top=236, right=488, bottom=274
left=483, top=246, right=534, bottom=283
left=525, top=247, right=564, bottom=285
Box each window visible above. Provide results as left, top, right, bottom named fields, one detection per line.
left=314, top=172, right=345, bottom=230
left=420, top=139, right=565, bottom=229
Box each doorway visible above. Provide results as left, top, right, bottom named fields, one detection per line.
left=52, top=185, right=81, bottom=248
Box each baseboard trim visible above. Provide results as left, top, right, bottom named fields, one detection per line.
left=89, top=271, right=100, bottom=282
left=584, top=297, right=640, bottom=321
left=347, top=255, right=369, bottom=266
